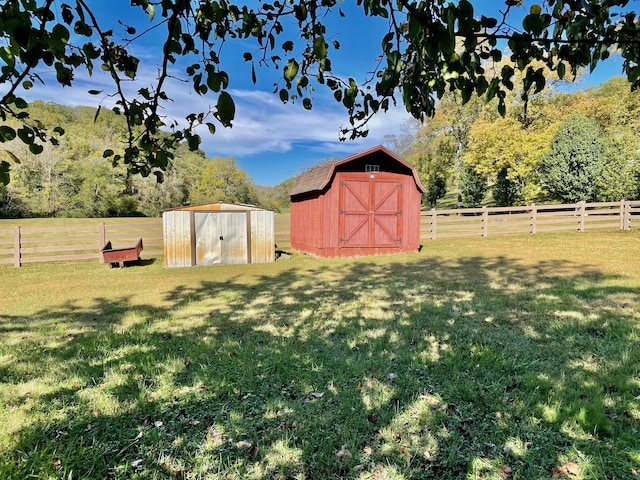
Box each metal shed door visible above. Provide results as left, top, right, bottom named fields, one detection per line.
left=194, top=212, right=248, bottom=265
left=339, top=178, right=403, bottom=248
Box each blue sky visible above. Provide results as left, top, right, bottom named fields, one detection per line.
left=15, top=0, right=634, bottom=186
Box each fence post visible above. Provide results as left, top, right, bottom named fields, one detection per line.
left=530, top=204, right=537, bottom=235
left=430, top=208, right=437, bottom=240
left=578, top=201, right=586, bottom=232
left=625, top=200, right=632, bottom=230
left=619, top=200, right=626, bottom=231
left=481, top=206, right=488, bottom=237
left=98, top=223, right=106, bottom=261
left=13, top=225, right=21, bottom=268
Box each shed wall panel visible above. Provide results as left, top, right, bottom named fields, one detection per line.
left=291, top=194, right=323, bottom=248
left=250, top=210, right=275, bottom=263
left=163, top=211, right=193, bottom=268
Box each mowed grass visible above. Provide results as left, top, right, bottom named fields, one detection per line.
left=1, top=231, right=640, bottom=479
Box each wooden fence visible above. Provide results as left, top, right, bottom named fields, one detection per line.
left=0, top=222, right=163, bottom=267
left=2, top=200, right=640, bottom=267
left=420, top=200, right=640, bottom=240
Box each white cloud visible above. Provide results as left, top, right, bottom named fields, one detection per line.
left=16, top=61, right=413, bottom=162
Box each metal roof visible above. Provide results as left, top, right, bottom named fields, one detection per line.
left=163, top=202, right=273, bottom=212
left=289, top=145, right=426, bottom=196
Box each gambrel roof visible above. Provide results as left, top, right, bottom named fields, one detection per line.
left=289, top=145, right=426, bottom=196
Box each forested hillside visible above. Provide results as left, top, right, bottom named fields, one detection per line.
left=401, top=76, right=640, bottom=208
left=0, top=102, right=291, bottom=218
left=2, top=76, right=639, bottom=218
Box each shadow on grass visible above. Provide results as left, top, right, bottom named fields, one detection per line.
left=1, top=255, right=639, bottom=479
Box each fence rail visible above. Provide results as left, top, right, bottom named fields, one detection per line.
left=2, top=200, right=640, bottom=267
left=0, top=222, right=163, bottom=267
left=420, top=200, right=640, bottom=240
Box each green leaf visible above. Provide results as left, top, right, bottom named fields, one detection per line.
left=480, top=15, right=498, bottom=28
left=216, top=91, right=235, bottom=127
left=187, top=133, right=201, bottom=150
left=0, top=160, right=10, bottom=185
left=282, top=40, right=294, bottom=52
left=0, top=126, right=16, bottom=142
left=522, top=14, right=545, bottom=35
left=486, top=78, right=499, bottom=101
left=284, top=59, right=299, bottom=83
left=206, top=123, right=216, bottom=134
left=243, top=52, right=252, bottom=61
left=53, top=127, right=65, bottom=136
left=303, top=98, right=312, bottom=110
left=17, top=127, right=34, bottom=145
left=103, top=149, right=114, bottom=158
left=29, top=143, right=44, bottom=155
left=313, top=36, right=327, bottom=60
left=148, top=4, right=155, bottom=21
left=52, top=24, right=70, bottom=45
left=557, top=62, right=566, bottom=79
left=279, top=88, right=289, bottom=103
left=14, top=97, right=28, bottom=109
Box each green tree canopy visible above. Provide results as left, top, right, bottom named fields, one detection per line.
left=2, top=0, right=640, bottom=184
left=193, top=157, right=258, bottom=205
left=539, top=113, right=608, bottom=203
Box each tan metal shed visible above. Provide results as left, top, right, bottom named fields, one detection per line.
left=162, top=203, right=275, bottom=268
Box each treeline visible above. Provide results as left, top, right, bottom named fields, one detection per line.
left=0, top=101, right=292, bottom=218
left=397, top=75, right=640, bottom=207
left=3, top=75, right=639, bottom=218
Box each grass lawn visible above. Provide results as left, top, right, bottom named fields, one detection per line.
left=1, top=231, right=640, bottom=479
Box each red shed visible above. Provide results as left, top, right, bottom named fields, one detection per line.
left=289, top=145, right=426, bottom=258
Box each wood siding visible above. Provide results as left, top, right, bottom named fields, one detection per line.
left=291, top=170, right=422, bottom=258
left=289, top=146, right=425, bottom=258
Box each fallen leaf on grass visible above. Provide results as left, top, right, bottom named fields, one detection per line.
left=552, top=462, right=581, bottom=478
left=301, top=392, right=324, bottom=403
left=336, top=444, right=352, bottom=459
left=249, top=444, right=259, bottom=458
left=423, top=450, right=437, bottom=462
left=52, top=458, right=61, bottom=469
left=236, top=440, right=252, bottom=450
left=500, top=465, right=513, bottom=477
